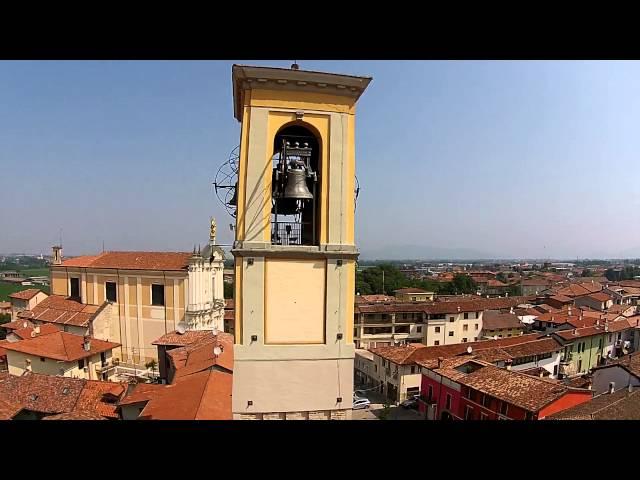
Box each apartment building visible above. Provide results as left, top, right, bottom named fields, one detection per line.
left=354, top=296, right=533, bottom=349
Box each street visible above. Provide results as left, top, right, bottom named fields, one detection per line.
left=352, top=388, right=423, bottom=420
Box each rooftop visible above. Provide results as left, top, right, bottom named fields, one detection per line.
left=8, top=289, right=43, bottom=301
left=138, top=369, right=232, bottom=420
left=152, top=330, right=216, bottom=347
left=2, top=331, right=120, bottom=362
left=547, top=388, right=640, bottom=420
left=394, top=288, right=433, bottom=294
left=0, top=371, right=126, bottom=417
left=58, top=251, right=192, bottom=271
left=18, top=295, right=106, bottom=327
left=481, top=310, right=523, bottom=330
left=553, top=319, right=633, bottom=341
left=418, top=357, right=587, bottom=413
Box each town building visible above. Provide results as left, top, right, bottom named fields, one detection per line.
left=354, top=296, right=533, bottom=349
left=552, top=318, right=636, bottom=377
left=480, top=310, right=525, bottom=339
left=359, top=333, right=563, bottom=403
left=45, top=223, right=224, bottom=367
left=416, top=356, right=592, bottom=420
left=590, top=352, right=640, bottom=395
left=393, top=288, right=435, bottom=302
left=0, top=302, right=11, bottom=316
left=230, top=64, right=371, bottom=420
left=574, top=292, right=614, bottom=311
left=8, top=289, right=48, bottom=320
left=2, top=327, right=120, bottom=381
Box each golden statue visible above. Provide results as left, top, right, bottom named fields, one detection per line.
left=210, top=217, right=217, bottom=243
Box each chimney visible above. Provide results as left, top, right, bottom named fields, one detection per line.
left=52, top=245, right=63, bottom=265
left=33, top=325, right=40, bottom=335
left=505, top=359, right=512, bottom=371
left=437, top=356, right=444, bottom=368
left=573, top=328, right=578, bottom=335
left=539, top=370, right=544, bottom=378
left=83, top=336, right=91, bottom=352
left=609, top=382, right=615, bottom=394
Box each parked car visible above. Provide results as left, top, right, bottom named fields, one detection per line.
left=400, top=395, right=419, bottom=409
left=353, top=398, right=371, bottom=410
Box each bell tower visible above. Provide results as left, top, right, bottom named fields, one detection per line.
left=231, top=64, right=371, bottom=420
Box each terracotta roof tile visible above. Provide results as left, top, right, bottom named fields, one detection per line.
left=0, top=372, right=125, bottom=418
left=586, top=292, right=613, bottom=303
left=42, top=412, right=107, bottom=420
left=12, top=323, right=61, bottom=340
left=167, top=332, right=234, bottom=378
left=2, top=331, right=120, bottom=362
left=18, top=295, right=106, bottom=327
left=60, top=251, right=191, bottom=271
left=481, top=310, right=523, bottom=330
left=0, top=320, right=34, bottom=331
left=152, top=330, right=214, bottom=347
left=8, top=289, right=43, bottom=300
left=547, top=388, right=640, bottom=420
left=554, top=319, right=633, bottom=341
left=0, top=397, right=24, bottom=419
left=418, top=357, right=588, bottom=413
left=138, top=369, right=232, bottom=420
left=370, top=333, right=548, bottom=365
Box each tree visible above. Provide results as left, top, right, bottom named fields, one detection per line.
left=0, top=314, right=10, bottom=340
left=496, top=272, right=508, bottom=283
left=581, top=269, right=593, bottom=277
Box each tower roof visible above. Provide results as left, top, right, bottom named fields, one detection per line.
left=232, top=64, right=372, bottom=121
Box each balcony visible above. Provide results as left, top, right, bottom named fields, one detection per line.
left=560, top=352, right=573, bottom=364
left=95, top=361, right=116, bottom=374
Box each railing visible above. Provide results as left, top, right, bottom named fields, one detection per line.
left=271, top=221, right=304, bottom=246
left=95, top=361, right=115, bottom=373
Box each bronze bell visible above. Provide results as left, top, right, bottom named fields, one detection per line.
left=229, top=182, right=237, bottom=206
left=283, top=168, right=313, bottom=200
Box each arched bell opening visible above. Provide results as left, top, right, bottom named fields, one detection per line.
left=271, top=123, right=321, bottom=246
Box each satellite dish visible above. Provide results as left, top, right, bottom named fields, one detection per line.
left=467, top=346, right=473, bottom=354
left=211, top=325, right=219, bottom=336
left=493, top=335, right=498, bottom=340
left=213, top=346, right=223, bottom=357
left=176, top=324, right=186, bottom=335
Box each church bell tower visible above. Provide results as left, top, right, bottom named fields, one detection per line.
left=230, top=64, right=371, bottom=420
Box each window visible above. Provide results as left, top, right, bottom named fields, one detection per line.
left=553, top=365, right=558, bottom=376
left=483, top=394, right=491, bottom=407
left=416, top=326, right=422, bottom=333
left=507, top=334, right=512, bottom=337
left=435, top=327, right=441, bottom=333
left=106, top=282, right=117, bottom=302
left=465, top=406, right=474, bottom=420
left=434, top=340, right=440, bottom=346
left=463, top=324, right=468, bottom=332
left=40, top=357, right=45, bottom=362
left=427, top=385, right=434, bottom=401
left=410, top=366, right=416, bottom=374
left=500, top=401, right=508, bottom=415
left=78, top=359, right=85, bottom=369
left=608, top=334, right=612, bottom=342
left=70, top=277, right=80, bottom=299
left=374, top=365, right=377, bottom=372
left=449, top=317, right=454, bottom=322
left=464, top=313, right=469, bottom=319
left=445, top=394, right=452, bottom=410
left=598, top=338, right=603, bottom=350
left=403, top=313, right=407, bottom=320
left=462, top=338, right=467, bottom=343
left=476, top=312, right=481, bottom=318
left=475, top=324, right=479, bottom=330
left=448, top=331, right=454, bottom=337
left=151, top=284, right=165, bottom=306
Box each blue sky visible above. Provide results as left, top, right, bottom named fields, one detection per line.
left=1, top=60, right=639, bottom=259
